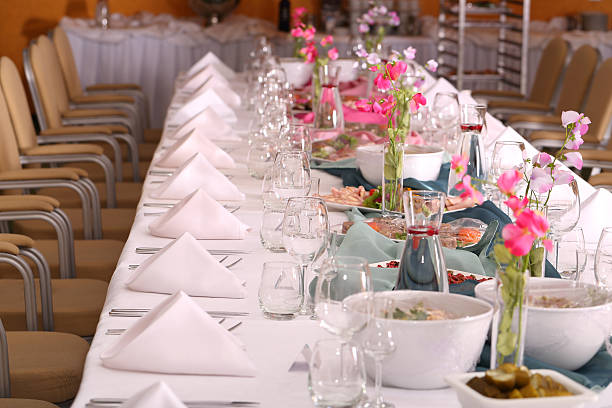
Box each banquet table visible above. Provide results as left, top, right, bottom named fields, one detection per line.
left=68, top=59, right=612, bottom=407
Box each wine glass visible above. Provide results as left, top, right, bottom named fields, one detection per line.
left=595, top=227, right=612, bottom=288
left=273, top=150, right=312, bottom=201
left=314, top=256, right=373, bottom=341
left=282, top=197, right=329, bottom=314
left=361, top=296, right=396, bottom=408
left=544, top=180, right=581, bottom=269
left=281, top=123, right=313, bottom=160
left=557, top=228, right=587, bottom=281
left=431, top=92, right=459, bottom=130
left=487, top=141, right=526, bottom=204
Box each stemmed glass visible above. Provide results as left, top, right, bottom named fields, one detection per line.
left=595, top=227, right=612, bottom=288
left=281, top=123, right=313, bottom=160
left=544, top=180, right=581, bottom=269
left=361, top=296, right=396, bottom=408
left=431, top=92, right=459, bottom=130
left=557, top=228, right=587, bottom=281
left=273, top=151, right=312, bottom=201
left=282, top=197, right=329, bottom=315
left=487, top=141, right=526, bottom=204
left=314, top=256, right=373, bottom=341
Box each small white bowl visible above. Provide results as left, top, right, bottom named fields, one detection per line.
left=445, top=369, right=598, bottom=408
left=329, top=58, right=359, bottom=82
left=475, top=278, right=612, bottom=370
left=355, top=144, right=445, bottom=186
left=348, top=291, right=493, bottom=389
left=279, top=58, right=314, bottom=88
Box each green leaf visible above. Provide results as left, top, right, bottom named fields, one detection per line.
left=494, top=244, right=513, bottom=265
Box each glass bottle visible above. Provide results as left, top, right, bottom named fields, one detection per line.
left=314, top=65, right=344, bottom=130
left=95, top=0, right=110, bottom=30
left=396, top=191, right=448, bottom=292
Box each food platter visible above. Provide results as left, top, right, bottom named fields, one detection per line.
left=368, top=260, right=493, bottom=283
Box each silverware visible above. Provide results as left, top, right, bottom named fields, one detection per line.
left=88, top=398, right=259, bottom=407
left=128, top=255, right=230, bottom=271
left=135, top=248, right=250, bottom=255
left=143, top=202, right=175, bottom=208
left=225, top=257, right=242, bottom=269
left=109, top=309, right=249, bottom=318
left=148, top=170, right=174, bottom=176
left=106, top=318, right=231, bottom=335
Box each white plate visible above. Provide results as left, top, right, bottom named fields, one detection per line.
left=445, top=369, right=598, bottom=408
left=368, top=261, right=493, bottom=282
left=323, top=199, right=467, bottom=215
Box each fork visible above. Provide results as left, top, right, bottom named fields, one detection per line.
left=87, top=399, right=259, bottom=407
left=128, top=255, right=230, bottom=271
left=143, top=206, right=239, bottom=216
left=109, top=309, right=249, bottom=318
left=135, top=248, right=250, bottom=255
left=105, top=318, right=237, bottom=335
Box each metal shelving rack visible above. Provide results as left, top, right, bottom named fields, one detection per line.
left=437, top=0, right=531, bottom=93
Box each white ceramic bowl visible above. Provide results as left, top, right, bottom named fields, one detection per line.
left=329, top=58, right=359, bottom=83
left=445, top=369, right=598, bottom=408
left=348, top=291, right=493, bottom=389
left=279, top=58, right=314, bottom=88
left=475, top=278, right=612, bottom=370
left=355, top=144, right=445, bottom=186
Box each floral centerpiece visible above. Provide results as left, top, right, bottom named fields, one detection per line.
left=357, top=1, right=400, bottom=53
left=450, top=111, right=588, bottom=366
left=290, top=7, right=339, bottom=106
left=354, top=49, right=436, bottom=213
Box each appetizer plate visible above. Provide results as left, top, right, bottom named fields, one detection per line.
left=368, top=261, right=493, bottom=282
left=323, top=200, right=465, bottom=215
left=445, top=369, right=597, bottom=408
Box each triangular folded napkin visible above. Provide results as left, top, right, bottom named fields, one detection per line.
left=101, top=291, right=257, bottom=376
left=191, top=76, right=241, bottom=109
left=156, top=128, right=236, bottom=169
left=578, top=188, right=612, bottom=243
left=149, top=189, right=250, bottom=239
left=122, top=382, right=187, bottom=408
left=150, top=153, right=244, bottom=201
left=180, top=64, right=231, bottom=93
left=171, top=88, right=237, bottom=125
left=169, top=107, right=238, bottom=141
left=186, top=51, right=236, bottom=79
left=127, top=232, right=247, bottom=298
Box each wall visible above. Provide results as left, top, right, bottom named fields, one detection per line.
left=0, top=0, right=610, bottom=75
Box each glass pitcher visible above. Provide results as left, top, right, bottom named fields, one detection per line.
left=314, top=65, right=344, bottom=130
left=396, top=191, right=448, bottom=292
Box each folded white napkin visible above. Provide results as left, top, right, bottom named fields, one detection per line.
left=156, top=128, right=236, bottom=169
left=101, top=291, right=257, bottom=376
left=577, top=188, right=612, bottom=243
left=150, top=153, right=244, bottom=201
left=149, top=189, right=250, bottom=239
left=123, top=382, right=186, bottom=408
left=180, top=64, right=231, bottom=93
left=186, top=52, right=236, bottom=79
left=168, top=107, right=239, bottom=141
left=127, top=232, right=247, bottom=298
left=191, top=76, right=241, bottom=109
left=171, top=88, right=237, bottom=125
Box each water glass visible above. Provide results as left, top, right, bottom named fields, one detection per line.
left=273, top=150, right=311, bottom=201
left=260, top=202, right=286, bottom=252
left=258, top=262, right=303, bottom=320
left=247, top=141, right=275, bottom=179
left=309, top=339, right=366, bottom=408
left=281, top=123, right=313, bottom=160
left=554, top=228, right=586, bottom=281
left=595, top=227, right=612, bottom=288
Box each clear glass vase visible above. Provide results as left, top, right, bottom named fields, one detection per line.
left=382, top=140, right=403, bottom=215
left=313, top=65, right=344, bottom=130
left=490, top=266, right=529, bottom=368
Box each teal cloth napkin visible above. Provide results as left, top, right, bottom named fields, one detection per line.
left=311, top=158, right=357, bottom=169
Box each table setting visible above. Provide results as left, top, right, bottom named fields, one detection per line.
left=68, top=6, right=612, bottom=408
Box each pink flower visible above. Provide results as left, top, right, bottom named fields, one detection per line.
left=374, top=73, right=392, bottom=90
left=530, top=167, right=553, bottom=194
left=372, top=100, right=383, bottom=114
left=502, top=224, right=535, bottom=257
left=517, top=209, right=549, bottom=238
left=451, top=154, right=469, bottom=178
left=456, top=175, right=484, bottom=204
left=403, top=46, right=416, bottom=60
left=425, top=59, right=438, bottom=72
left=368, top=66, right=379, bottom=72
left=561, top=110, right=581, bottom=127
left=321, top=35, right=334, bottom=46
left=327, top=47, right=339, bottom=61
left=409, top=93, right=426, bottom=113
left=552, top=167, right=575, bottom=185
left=379, top=95, right=396, bottom=116
left=303, top=27, right=315, bottom=41
left=504, top=196, right=528, bottom=216
left=566, top=129, right=584, bottom=150
left=292, top=7, right=307, bottom=20
left=497, top=169, right=522, bottom=196
left=355, top=99, right=372, bottom=112
left=542, top=239, right=553, bottom=252
left=363, top=13, right=374, bottom=24
left=300, top=44, right=317, bottom=63
left=356, top=48, right=368, bottom=58
left=359, top=23, right=370, bottom=33
left=533, top=152, right=553, bottom=167
left=389, top=11, right=400, bottom=26
left=561, top=111, right=591, bottom=135
left=366, top=53, right=381, bottom=65
left=386, top=61, right=407, bottom=80
left=291, top=27, right=303, bottom=38
left=564, top=152, right=583, bottom=170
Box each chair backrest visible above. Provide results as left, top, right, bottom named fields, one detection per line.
left=53, top=27, right=84, bottom=99
left=0, top=57, right=41, bottom=152
left=554, top=45, right=599, bottom=114
left=0, top=61, right=27, bottom=172
left=582, top=58, right=612, bottom=145
left=0, top=319, right=9, bottom=397
left=528, top=37, right=568, bottom=106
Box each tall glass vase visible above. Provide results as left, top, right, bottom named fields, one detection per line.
left=382, top=140, right=403, bottom=215
left=490, top=265, right=529, bottom=368
left=313, top=65, right=344, bottom=131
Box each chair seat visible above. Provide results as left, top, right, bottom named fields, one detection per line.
left=530, top=130, right=600, bottom=145
left=487, top=99, right=551, bottom=111
left=61, top=160, right=148, bottom=182
left=0, top=399, right=58, bottom=407
left=589, top=172, right=612, bottom=186
left=577, top=149, right=612, bottom=162
left=86, top=83, right=141, bottom=91
left=7, top=331, right=88, bottom=402
left=508, top=113, right=560, bottom=125
left=62, top=108, right=128, bottom=118
left=471, top=89, right=524, bottom=99
left=101, top=141, right=157, bottom=162
left=40, top=124, right=129, bottom=135
left=0, top=239, right=122, bottom=282
left=144, top=128, right=162, bottom=143
left=0, top=278, right=107, bottom=336
left=12, top=207, right=136, bottom=240
left=37, top=181, right=142, bottom=208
